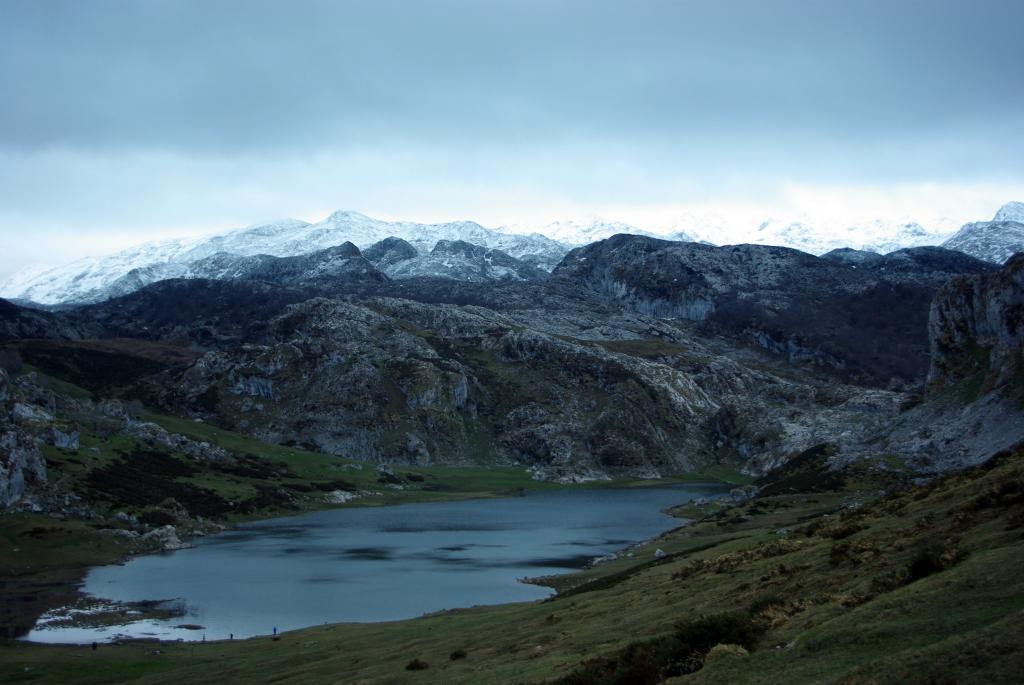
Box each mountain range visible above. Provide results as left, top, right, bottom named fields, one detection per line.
left=2, top=203, right=1022, bottom=308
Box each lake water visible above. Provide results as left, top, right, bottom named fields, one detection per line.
left=25, top=483, right=726, bottom=643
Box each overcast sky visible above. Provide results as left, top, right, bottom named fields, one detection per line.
left=1, top=0, right=1022, bottom=279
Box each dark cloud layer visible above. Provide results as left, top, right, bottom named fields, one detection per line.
left=4, top=0, right=1022, bottom=156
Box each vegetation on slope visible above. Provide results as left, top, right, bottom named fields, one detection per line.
left=2, top=443, right=1022, bottom=684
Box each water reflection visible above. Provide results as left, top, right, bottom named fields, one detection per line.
left=25, top=483, right=726, bottom=643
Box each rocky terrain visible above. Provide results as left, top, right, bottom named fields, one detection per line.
left=0, top=227, right=1020, bottom=497
left=943, top=201, right=1024, bottom=265
left=363, top=238, right=548, bottom=282
left=822, top=246, right=995, bottom=286
left=835, top=254, right=1024, bottom=474
left=551, top=237, right=987, bottom=387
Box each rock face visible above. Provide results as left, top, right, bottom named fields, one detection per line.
left=552, top=235, right=987, bottom=387
left=840, top=254, right=1024, bottom=474
left=362, top=237, right=420, bottom=271
left=141, top=295, right=899, bottom=479
left=943, top=202, right=1024, bottom=265
left=0, top=371, right=47, bottom=507
left=0, top=428, right=46, bottom=507
left=927, top=253, right=1024, bottom=394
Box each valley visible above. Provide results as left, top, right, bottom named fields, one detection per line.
left=4, top=4, right=1023, bottom=682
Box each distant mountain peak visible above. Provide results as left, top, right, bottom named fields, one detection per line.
left=942, top=202, right=1024, bottom=264
left=994, top=201, right=1024, bottom=223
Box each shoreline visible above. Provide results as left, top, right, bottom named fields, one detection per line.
left=7, top=479, right=729, bottom=645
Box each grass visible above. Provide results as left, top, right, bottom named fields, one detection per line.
left=2, top=373, right=745, bottom=644
left=4, top=447, right=1023, bottom=684
left=0, top=515, right=133, bottom=639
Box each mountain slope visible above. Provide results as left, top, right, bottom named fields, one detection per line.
left=0, top=212, right=570, bottom=305
left=364, top=238, right=548, bottom=282
left=943, top=202, right=1024, bottom=265
left=824, top=246, right=997, bottom=286
left=131, top=293, right=897, bottom=479
left=553, top=235, right=990, bottom=387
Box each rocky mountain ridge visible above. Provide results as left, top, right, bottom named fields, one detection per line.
left=551, top=236, right=989, bottom=387
left=363, top=238, right=548, bottom=282
left=5, top=202, right=1019, bottom=306
left=943, top=215, right=1024, bottom=265
left=0, top=229, right=1020, bottom=488
left=0, top=212, right=571, bottom=305
left=837, top=254, right=1024, bottom=474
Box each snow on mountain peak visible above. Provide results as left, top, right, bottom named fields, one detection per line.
left=3, top=202, right=1017, bottom=305
left=994, top=201, right=1024, bottom=223
left=499, top=216, right=660, bottom=245
left=0, top=211, right=571, bottom=305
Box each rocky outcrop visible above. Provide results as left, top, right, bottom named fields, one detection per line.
left=821, top=248, right=885, bottom=268
left=362, top=237, right=420, bottom=271
left=841, top=254, right=1024, bottom=474
left=821, top=246, right=996, bottom=287
left=365, top=238, right=548, bottom=282
left=142, top=295, right=900, bottom=480
left=0, top=370, right=47, bottom=507
left=927, top=253, right=1024, bottom=394
left=552, top=235, right=978, bottom=388
left=0, top=428, right=46, bottom=507
left=0, top=298, right=89, bottom=341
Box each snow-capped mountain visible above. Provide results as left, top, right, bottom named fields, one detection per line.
left=943, top=202, right=1024, bottom=265
left=671, top=217, right=953, bottom=256
left=0, top=236, right=209, bottom=306
left=0, top=212, right=570, bottom=305
left=767, top=218, right=947, bottom=255
left=994, top=201, right=1024, bottom=223
left=498, top=217, right=698, bottom=245
left=3, top=204, right=1016, bottom=306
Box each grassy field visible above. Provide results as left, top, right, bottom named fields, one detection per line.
left=3, top=443, right=1023, bottom=684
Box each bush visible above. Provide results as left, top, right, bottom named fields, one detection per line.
left=405, top=658, right=429, bottom=671
left=906, top=544, right=964, bottom=583
left=748, top=594, right=785, bottom=615
left=552, top=611, right=766, bottom=684
left=449, top=649, right=467, bottom=661
left=138, top=509, right=178, bottom=527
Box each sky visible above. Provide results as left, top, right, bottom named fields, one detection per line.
left=1, top=0, right=1022, bottom=279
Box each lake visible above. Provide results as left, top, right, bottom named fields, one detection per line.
left=25, top=483, right=726, bottom=643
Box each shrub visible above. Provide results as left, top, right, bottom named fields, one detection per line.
left=450, top=649, right=467, bottom=661
left=906, top=544, right=963, bottom=583
left=138, top=509, right=178, bottom=527
left=405, top=658, right=429, bottom=671
left=704, top=643, right=749, bottom=665
left=748, top=594, right=785, bottom=615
